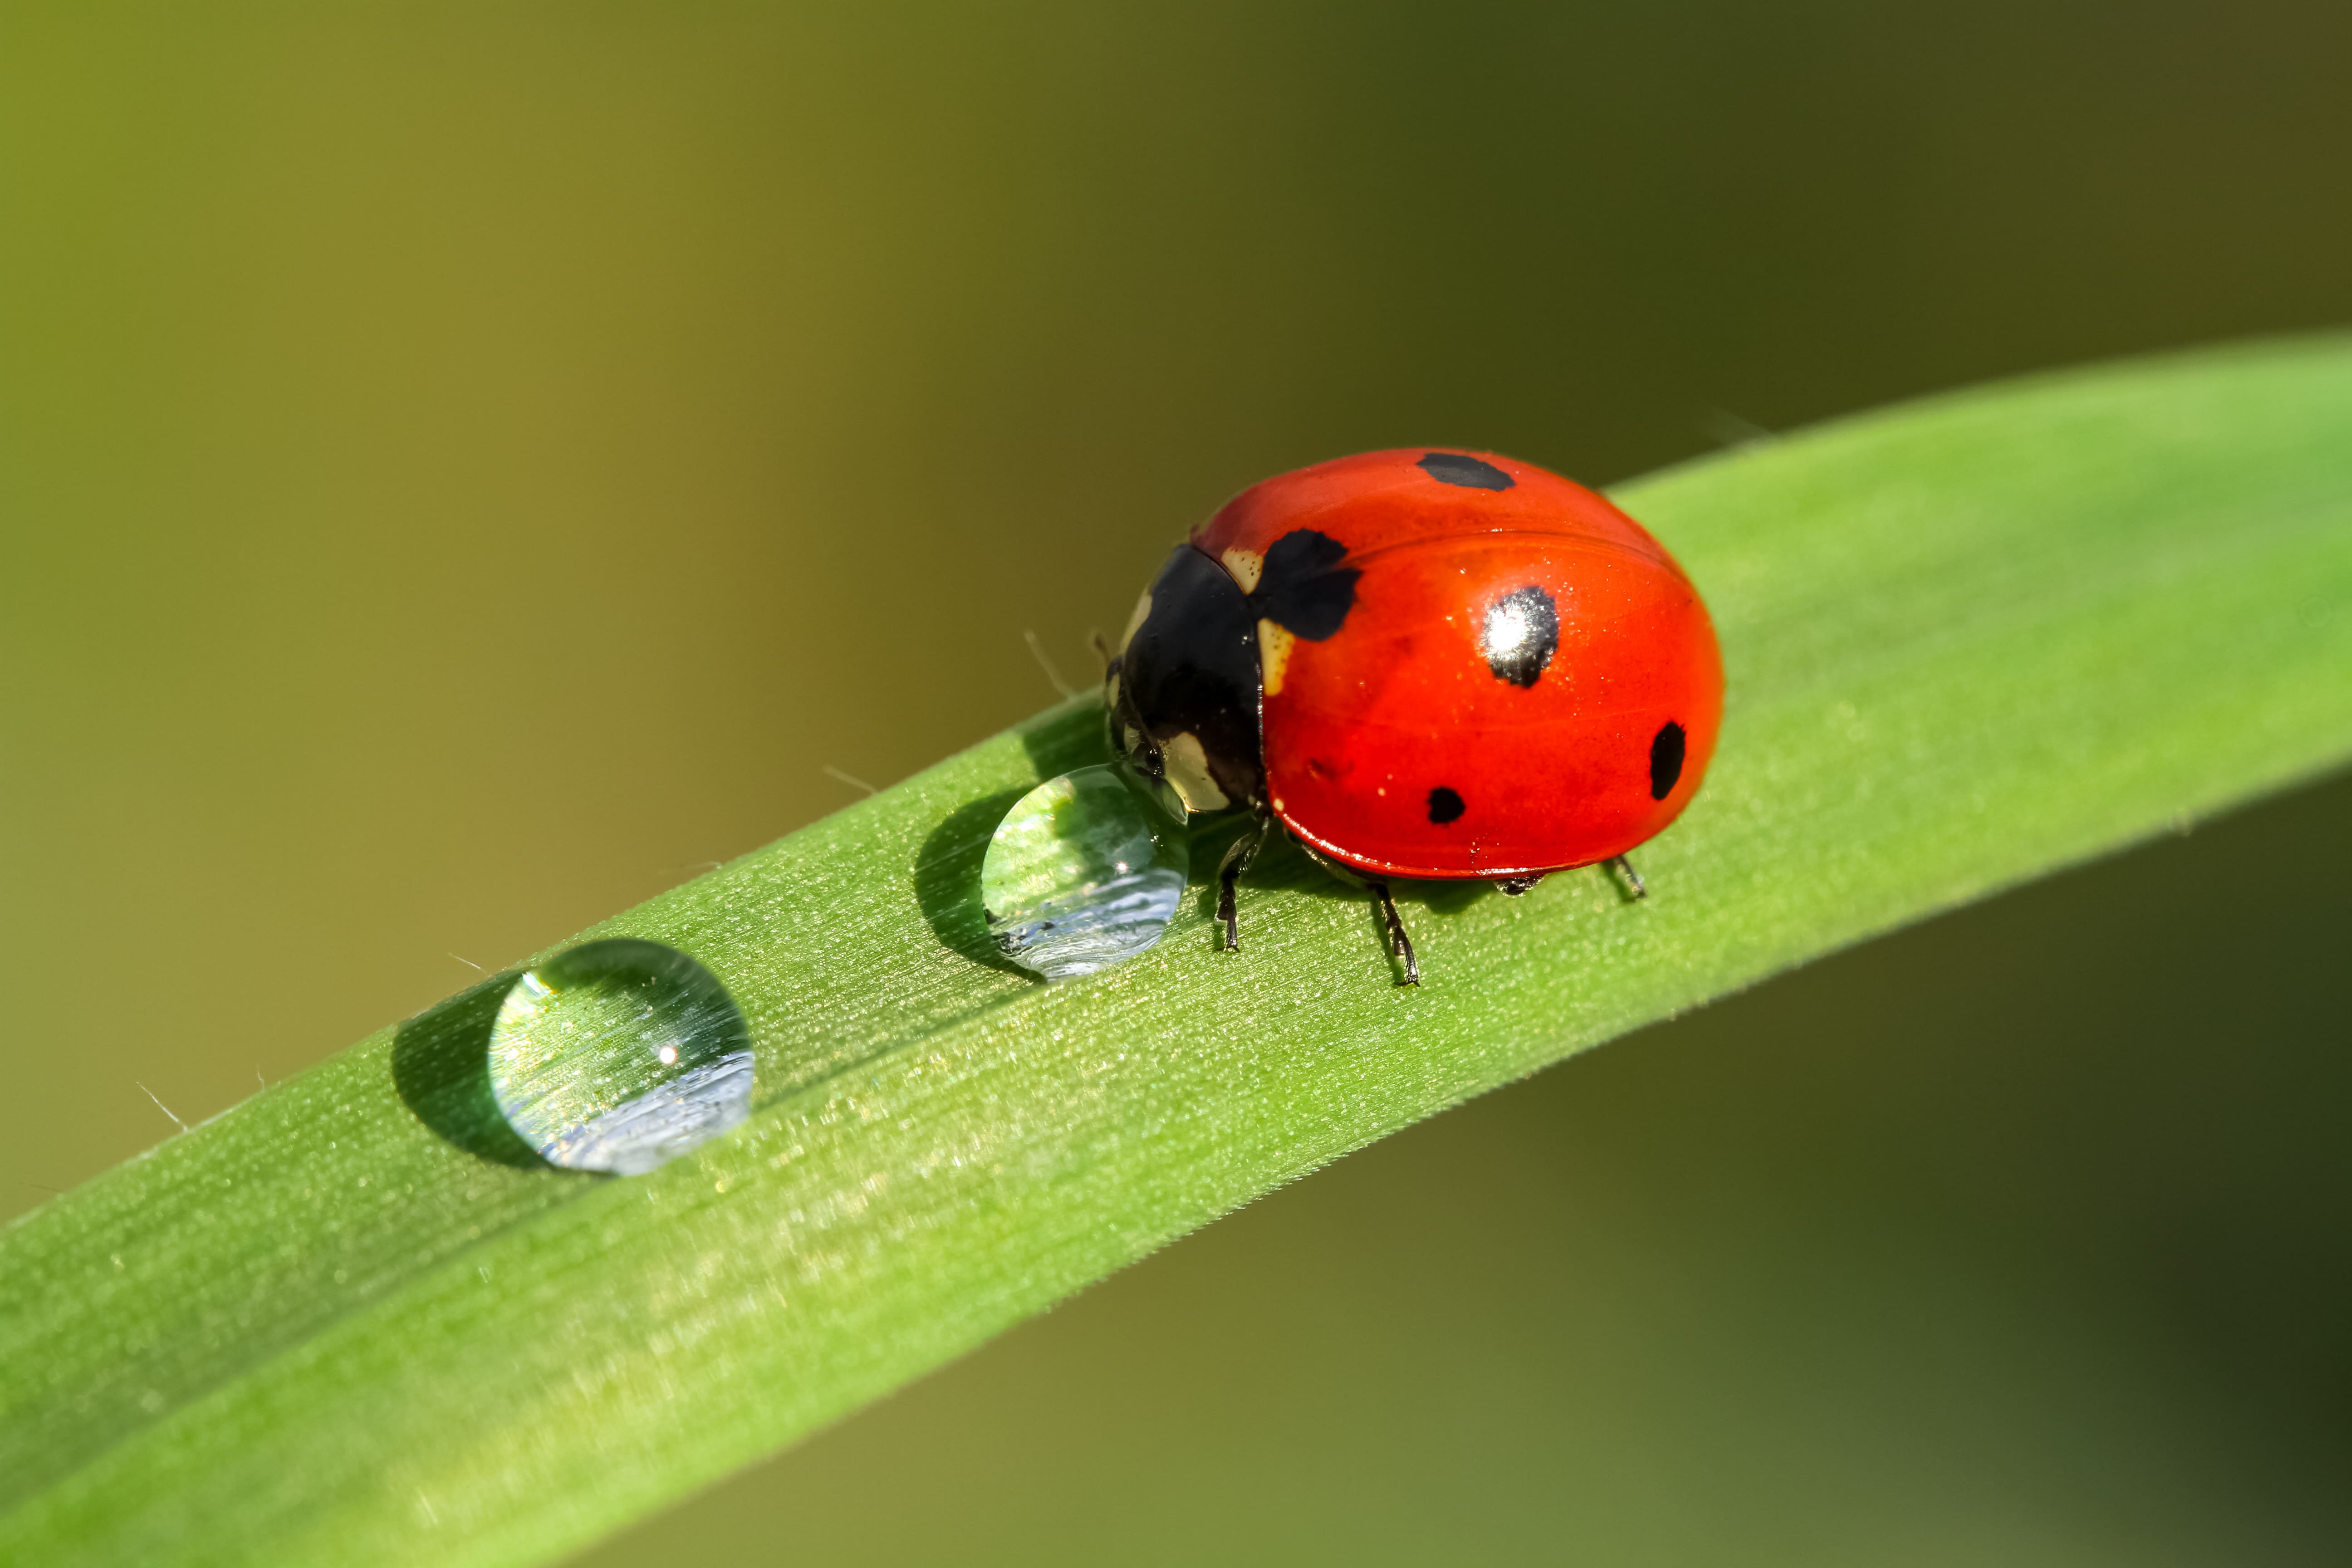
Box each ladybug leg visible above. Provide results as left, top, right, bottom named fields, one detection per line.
left=1603, top=854, right=1648, bottom=901
left=1215, top=816, right=1272, bottom=951
left=1369, top=882, right=1421, bottom=987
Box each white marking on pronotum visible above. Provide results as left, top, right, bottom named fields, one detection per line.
left=822, top=764, right=878, bottom=796
left=1023, top=629, right=1077, bottom=699
left=137, top=1083, right=188, bottom=1134
left=1160, top=731, right=1229, bottom=813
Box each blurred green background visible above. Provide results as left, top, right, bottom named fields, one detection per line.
left=2, top=2, right=2346, bottom=1562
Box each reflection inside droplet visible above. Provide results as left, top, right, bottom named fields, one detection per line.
left=981, top=764, right=1190, bottom=981
left=486, top=938, right=754, bottom=1175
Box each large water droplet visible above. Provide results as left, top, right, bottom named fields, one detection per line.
left=487, top=938, right=754, bottom=1175
left=981, top=764, right=1191, bottom=981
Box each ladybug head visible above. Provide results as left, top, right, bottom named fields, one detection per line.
left=1104, top=544, right=1265, bottom=817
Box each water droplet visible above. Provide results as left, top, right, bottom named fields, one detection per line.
left=981, top=764, right=1190, bottom=980
left=487, top=938, right=754, bottom=1175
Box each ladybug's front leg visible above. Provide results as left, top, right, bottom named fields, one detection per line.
left=1215, top=815, right=1273, bottom=951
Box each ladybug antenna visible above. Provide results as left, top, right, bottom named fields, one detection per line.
left=1022, top=628, right=1077, bottom=700
left=1088, top=628, right=1114, bottom=675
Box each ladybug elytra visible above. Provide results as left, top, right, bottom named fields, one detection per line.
left=1103, top=448, right=1723, bottom=984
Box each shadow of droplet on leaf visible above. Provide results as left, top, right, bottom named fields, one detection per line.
left=392, top=973, right=553, bottom=1169
left=915, top=788, right=1035, bottom=977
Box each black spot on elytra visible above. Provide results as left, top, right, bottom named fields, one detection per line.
left=1649, top=721, right=1686, bottom=800
left=1427, top=786, right=1465, bottom=824
left=1417, top=452, right=1514, bottom=491
left=1247, top=529, right=1360, bottom=641
left=1482, top=585, right=1558, bottom=686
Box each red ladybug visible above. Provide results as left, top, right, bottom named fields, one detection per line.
left=1106, top=448, right=1722, bottom=983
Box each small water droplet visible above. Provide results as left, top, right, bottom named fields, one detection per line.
left=487, top=938, right=755, bottom=1176
left=981, top=764, right=1190, bottom=980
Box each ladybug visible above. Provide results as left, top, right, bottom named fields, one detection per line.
left=1104, top=448, right=1722, bottom=984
